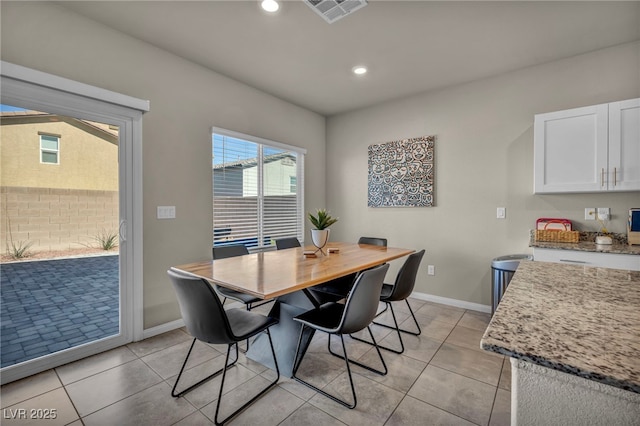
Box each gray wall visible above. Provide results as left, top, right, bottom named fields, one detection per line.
left=1, top=2, right=326, bottom=328
left=326, top=41, right=640, bottom=307
left=2, top=1, right=639, bottom=323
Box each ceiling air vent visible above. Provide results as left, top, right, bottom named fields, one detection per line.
left=304, top=0, right=368, bottom=24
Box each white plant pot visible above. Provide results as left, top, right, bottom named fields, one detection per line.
left=311, top=229, right=330, bottom=253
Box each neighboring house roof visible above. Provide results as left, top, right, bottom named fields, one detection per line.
left=1, top=110, right=119, bottom=141
left=212, top=152, right=296, bottom=170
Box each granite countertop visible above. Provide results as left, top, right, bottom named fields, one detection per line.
left=481, top=260, right=640, bottom=393
left=529, top=231, right=640, bottom=255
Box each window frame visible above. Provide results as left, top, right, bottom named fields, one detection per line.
left=39, top=133, right=60, bottom=164
left=212, top=127, right=306, bottom=251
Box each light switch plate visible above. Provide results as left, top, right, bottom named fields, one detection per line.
left=497, top=207, right=506, bottom=219
left=157, top=206, right=176, bottom=219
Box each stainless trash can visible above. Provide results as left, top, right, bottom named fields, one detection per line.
left=491, top=254, right=533, bottom=315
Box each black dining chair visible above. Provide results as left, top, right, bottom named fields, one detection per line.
left=352, top=249, right=425, bottom=354
left=212, top=244, right=266, bottom=310
left=292, top=263, right=389, bottom=409
left=167, top=269, right=280, bottom=425
left=275, top=237, right=301, bottom=250
left=358, top=236, right=388, bottom=247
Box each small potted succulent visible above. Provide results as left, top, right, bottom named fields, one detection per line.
left=308, top=209, right=338, bottom=253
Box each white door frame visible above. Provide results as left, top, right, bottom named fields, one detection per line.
left=0, top=61, right=147, bottom=384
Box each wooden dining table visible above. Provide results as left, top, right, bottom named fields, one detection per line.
left=171, top=241, right=414, bottom=376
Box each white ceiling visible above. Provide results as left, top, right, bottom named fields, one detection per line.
left=56, top=1, right=640, bottom=116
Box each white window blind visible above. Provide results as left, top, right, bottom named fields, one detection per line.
left=212, top=128, right=305, bottom=250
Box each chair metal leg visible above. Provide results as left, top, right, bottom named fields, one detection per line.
left=292, top=327, right=358, bottom=409
left=171, top=338, right=239, bottom=398
left=328, top=326, right=388, bottom=374
left=373, top=300, right=422, bottom=336
left=248, top=299, right=274, bottom=310
left=213, top=329, right=280, bottom=425
left=373, top=302, right=389, bottom=318
left=351, top=301, right=420, bottom=354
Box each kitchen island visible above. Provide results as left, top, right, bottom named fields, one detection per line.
left=481, top=260, right=640, bottom=425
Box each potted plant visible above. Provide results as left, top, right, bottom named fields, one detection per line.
left=308, top=209, right=338, bottom=254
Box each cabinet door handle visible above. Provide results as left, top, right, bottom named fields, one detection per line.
left=559, top=259, right=587, bottom=264
left=601, top=168, right=605, bottom=187
left=614, top=167, right=617, bottom=186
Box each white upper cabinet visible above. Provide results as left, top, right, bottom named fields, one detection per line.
left=534, top=98, right=640, bottom=193
left=608, top=98, right=640, bottom=191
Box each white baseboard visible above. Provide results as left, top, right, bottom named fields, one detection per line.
left=142, top=319, right=185, bottom=340
left=410, top=291, right=491, bottom=314
left=141, top=295, right=489, bottom=341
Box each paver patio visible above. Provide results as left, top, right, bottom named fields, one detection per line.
left=1, top=255, right=119, bottom=368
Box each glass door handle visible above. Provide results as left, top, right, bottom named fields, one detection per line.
left=119, top=220, right=127, bottom=243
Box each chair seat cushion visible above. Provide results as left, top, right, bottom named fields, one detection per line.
left=216, top=285, right=262, bottom=305
left=308, top=289, right=344, bottom=304
left=293, top=302, right=345, bottom=334
left=310, top=273, right=356, bottom=298
left=226, top=308, right=278, bottom=341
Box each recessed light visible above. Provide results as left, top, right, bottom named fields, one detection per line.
left=261, top=0, right=279, bottom=13
left=352, top=66, right=368, bottom=75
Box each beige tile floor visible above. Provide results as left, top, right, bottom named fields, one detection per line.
left=1, top=299, right=510, bottom=425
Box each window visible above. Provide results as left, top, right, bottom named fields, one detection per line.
left=212, top=128, right=305, bottom=250
left=40, top=134, right=59, bottom=164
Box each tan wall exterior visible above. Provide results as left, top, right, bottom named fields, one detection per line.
left=1, top=115, right=120, bottom=255
left=0, top=115, right=118, bottom=191
left=1, top=186, right=119, bottom=254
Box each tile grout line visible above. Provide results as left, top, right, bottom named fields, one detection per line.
left=382, top=303, right=462, bottom=426
left=53, top=368, right=83, bottom=425
left=393, top=307, right=496, bottom=426
left=3, top=300, right=502, bottom=426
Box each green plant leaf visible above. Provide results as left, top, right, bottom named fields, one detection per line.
left=308, top=209, right=338, bottom=230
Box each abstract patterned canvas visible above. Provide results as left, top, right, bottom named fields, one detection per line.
left=368, top=135, right=435, bottom=208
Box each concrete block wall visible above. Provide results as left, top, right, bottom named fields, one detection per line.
left=1, top=186, right=118, bottom=254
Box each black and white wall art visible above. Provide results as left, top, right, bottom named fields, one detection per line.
left=368, top=135, right=435, bottom=208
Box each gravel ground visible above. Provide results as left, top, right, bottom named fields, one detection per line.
left=1, top=247, right=119, bottom=263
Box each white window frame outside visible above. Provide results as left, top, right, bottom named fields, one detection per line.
left=0, top=61, right=148, bottom=384
left=212, top=127, right=306, bottom=250
left=39, top=133, right=60, bottom=164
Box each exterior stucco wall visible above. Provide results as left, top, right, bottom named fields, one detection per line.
left=1, top=117, right=118, bottom=191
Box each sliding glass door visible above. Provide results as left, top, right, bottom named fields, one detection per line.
left=0, top=64, right=145, bottom=384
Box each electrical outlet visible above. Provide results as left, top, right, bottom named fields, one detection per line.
left=597, top=207, right=610, bottom=221
left=427, top=265, right=435, bottom=275
left=585, top=208, right=596, bottom=220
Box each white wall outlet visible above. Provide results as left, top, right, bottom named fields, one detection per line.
left=157, top=206, right=176, bottom=219
left=427, top=265, right=435, bottom=275
left=585, top=208, right=596, bottom=220
left=496, top=207, right=506, bottom=219
left=597, top=207, right=610, bottom=221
